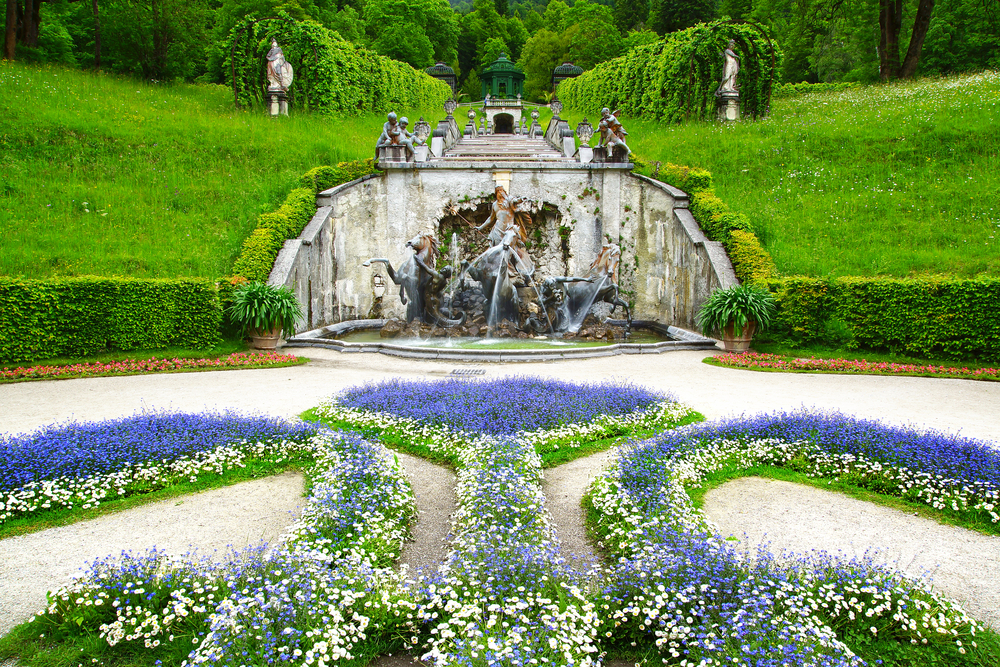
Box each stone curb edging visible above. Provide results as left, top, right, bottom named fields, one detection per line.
left=284, top=320, right=719, bottom=363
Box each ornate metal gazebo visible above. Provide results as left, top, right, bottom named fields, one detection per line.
left=425, top=61, right=457, bottom=93
left=551, top=61, right=583, bottom=92
left=480, top=53, right=525, bottom=100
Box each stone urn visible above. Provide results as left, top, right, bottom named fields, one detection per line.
left=250, top=326, right=282, bottom=350
left=721, top=321, right=757, bottom=353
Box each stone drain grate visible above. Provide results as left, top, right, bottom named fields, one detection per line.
left=449, top=368, right=485, bottom=377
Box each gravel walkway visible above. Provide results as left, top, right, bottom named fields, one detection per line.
left=0, top=471, right=305, bottom=636
left=703, top=477, right=1000, bottom=630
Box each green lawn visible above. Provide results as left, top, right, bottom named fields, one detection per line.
left=0, top=62, right=439, bottom=279
left=6, top=63, right=998, bottom=282
left=566, top=71, right=1000, bottom=278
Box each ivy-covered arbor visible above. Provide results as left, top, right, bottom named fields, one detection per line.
left=480, top=52, right=525, bottom=99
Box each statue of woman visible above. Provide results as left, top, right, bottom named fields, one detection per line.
left=266, top=40, right=294, bottom=91
left=717, top=40, right=740, bottom=95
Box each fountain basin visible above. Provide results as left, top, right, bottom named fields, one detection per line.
left=284, top=320, right=718, bottom=362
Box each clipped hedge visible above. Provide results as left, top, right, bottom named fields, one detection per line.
left=230, top=159, right=377, bottom=284
left=658, top=162, right=777, bottom=285
left=559, top=21, right=780, bottom=122
left=768, top=276, right=1000, bottom=361
left=0, top=278, right=222, bottom=364
left=226, top=14, right=451, bottom=115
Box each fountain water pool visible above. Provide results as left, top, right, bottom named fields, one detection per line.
left=285, top=319, right=717, bottom=361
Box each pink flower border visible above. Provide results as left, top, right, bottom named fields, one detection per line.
left=712, top=351, right=1000, bottom=380
left=2, top=352, right=300, bottom=382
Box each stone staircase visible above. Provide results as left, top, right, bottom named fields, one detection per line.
left=436, top=134, right=570, bottom=162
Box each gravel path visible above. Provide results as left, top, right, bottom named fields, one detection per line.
left=0, top=471, right=305, bottom=636
left=3, top=349, right=998, bottom=447
left=702, top=477, right=1000, bottom=630
left=542, top=449, right=618, bottom=568
left=395, top=452, right=456, bottom=575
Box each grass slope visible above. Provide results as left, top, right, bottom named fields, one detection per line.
left=567, top=71, right=1000, bottom=278
left=0, top=62, right=436, bottom=279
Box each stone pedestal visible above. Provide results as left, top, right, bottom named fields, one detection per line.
left=378, top=145, right=408, bottom=163
left=576, top=146, right=594, bottom=164
left=562, top=135, right=575, bottom=158
left=413, top=145, right=429, bottom=163
left=717, top=91, right=740, bottom=122
left=430, top=135, right=445, bottom=157
left=593, top=145, right=629, bottom=163
left=267, top=88, right=288, bottom=116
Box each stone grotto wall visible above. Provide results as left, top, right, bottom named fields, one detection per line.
left=269, top=165, right=736, bottom=334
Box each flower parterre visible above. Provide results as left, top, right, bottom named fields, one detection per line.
left=410, top=435, right=601, bottom=667
left=713, top=352, right=1000, bottom=380
left=585, top=412, right=991, bottom=665
left=1, top=413, right=321, bottom=524
left=40, top=429, right=416, bottom=667
left=0, top=352, right=301, bottom=382
left=316, top=377, right=695, bottom=464
left=664, top=412, right=999, bottom=524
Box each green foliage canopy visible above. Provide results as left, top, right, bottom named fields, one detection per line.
left=224, top=14, right=451, bottom=114
left=558, top=21, right=781, bottom=122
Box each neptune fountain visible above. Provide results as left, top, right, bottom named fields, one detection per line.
left=364, top=185, right=631, bottom=341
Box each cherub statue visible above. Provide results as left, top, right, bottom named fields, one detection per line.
left=397, top=117, right=426, bottom=161
left=375, top=111, right=401, bottom=158
left=598, top=107, right=632, bottom=158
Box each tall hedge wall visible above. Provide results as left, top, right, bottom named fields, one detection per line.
left=768, top=276, right=1000, bottom=361
left=226, top=14, right=452, bottom=114
left=559, top=21, right=780, bottom=122
left=0, top=278, right=222, bottom=364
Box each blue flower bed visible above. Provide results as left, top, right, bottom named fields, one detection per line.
left=586, top=411, right=993, bottom=665
left=0, top=412, right=320, bottom=492
left=646, top=411, right=1000, bottom=492
left=335, top=376, right=664, bottom=435
left=43, top=429, right=415, bottom=666
left=622, top=411, right=999, bottom=523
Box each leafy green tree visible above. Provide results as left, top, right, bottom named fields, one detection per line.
left=478, top=35, right=508, bottom=66
left=649, top=0, right=715, bottom=35
left=363, top=0, right=458, bottom=67
left=521, top=8, right=543, bottom=33
left=505, top=14, right=528, bottom=59
left=614, top=0, right=649, bottom=33
left=543, top=0, right=570, bottom=31
left=563, top=0, right=623, bottom=69
left=494, top=0, right=507, bottom=16
left=461, top=68, right=481, bottom=99
left=517, top=27, right=568, bottom=100
left=374, top=21, right=434, bottom=67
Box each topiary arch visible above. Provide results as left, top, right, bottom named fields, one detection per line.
left=224, top=13, right=451, bottom=115
left=558, top=20, right=782, bottom=123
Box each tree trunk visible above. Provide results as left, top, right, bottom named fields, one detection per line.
left=92, top=0, right=100, bottom=68
left=4, top=0, right=16, bottom=59
left=150, top=0, right=167, bottom=78
left=899, top=0, right=935, bottom=78
left=878, top=0, right=903, bottom=80
left=22, top=0, right=36, bottom=48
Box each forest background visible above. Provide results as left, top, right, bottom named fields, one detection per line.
left=3, top=0, right=999, bottom=104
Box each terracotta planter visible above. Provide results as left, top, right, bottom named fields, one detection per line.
left=721, top=321, right=756, bottom=353
left=249, top=326, right=282, bottom=350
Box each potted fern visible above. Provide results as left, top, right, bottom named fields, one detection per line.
left=697, top=284, right=776, bottom=352
left=229, top=281, right=303, bottom=350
